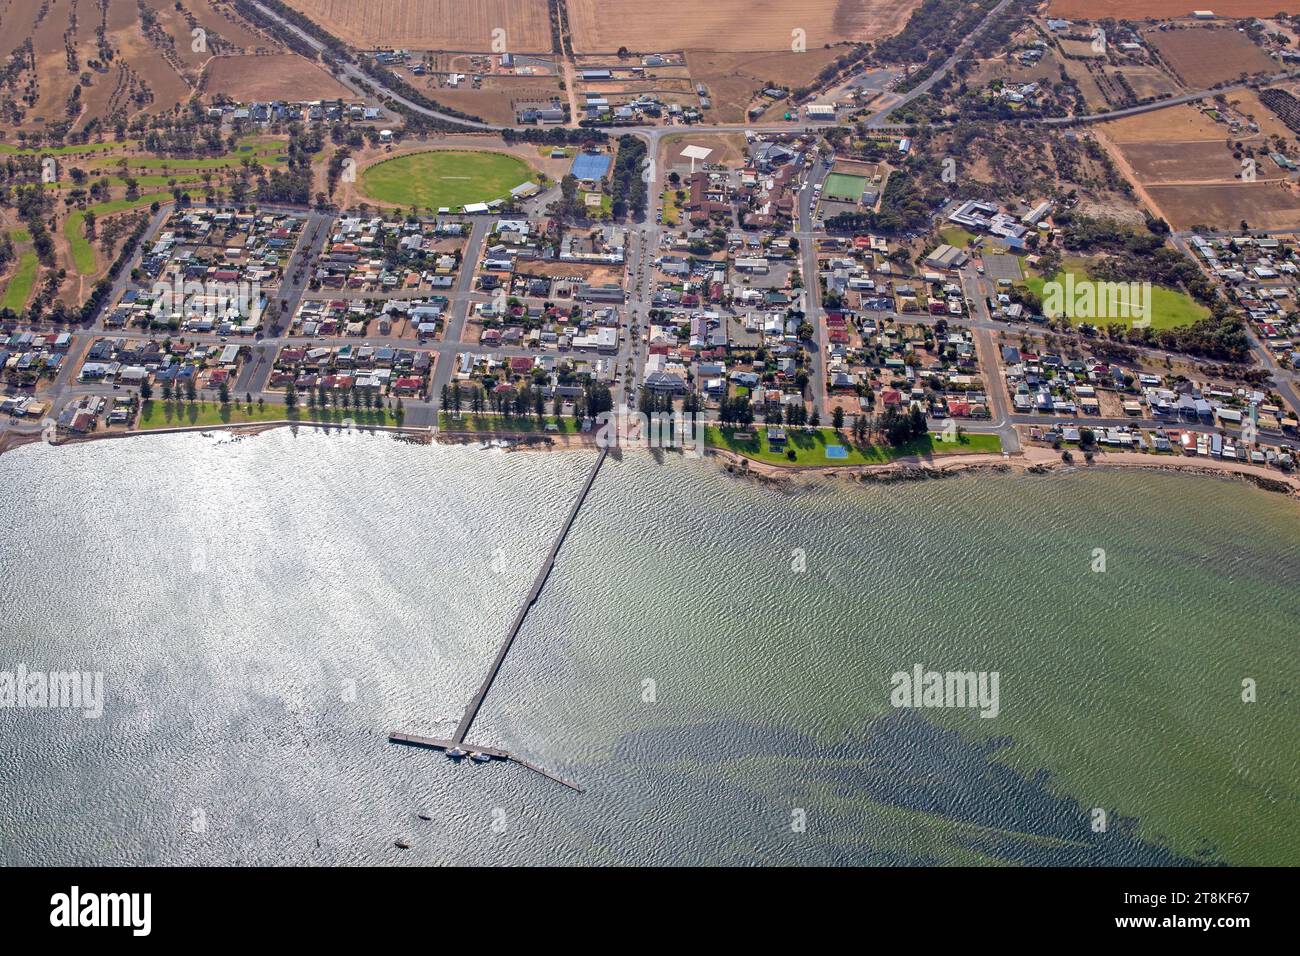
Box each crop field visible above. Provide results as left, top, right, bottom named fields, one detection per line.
left=1147, top=181, right=1300, bottom=230
left=359, top=150, right=537, bottom=210
left=1119, top=141, right=1243, bottom=184
left=1148, top=27, right=1275, bottom=88
left=1102, top=104, right=1225, bottom=143
left=280, top=0, right=553, bottom=51
left=1048, top=1, right=1300, bottom=17
left=203, top=54, right=352, bottom=103
left=567, top=0, right=920, bottom=53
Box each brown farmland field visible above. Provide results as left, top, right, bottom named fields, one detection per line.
left=1147, top=181, right=1300, bottom=230
left=1049, top=1, right=1300, bottom=17
left=203, top=54, right=352, bottom=102
left=3, top=0, right=275, bottom=133
left=1118, top=141, right=1243, bottom=183
left=1149, top=27, right=1275, bottom=88
left=280, top=0, right=553, bottom=51
left=567, top=0, right=920, bottom=53
left=1103, top=104, right=1225, bottom=142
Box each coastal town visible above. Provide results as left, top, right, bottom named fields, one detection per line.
left=3, top=0, right=1300, bottom=903
left=2, top=0, right=1300, bottom=497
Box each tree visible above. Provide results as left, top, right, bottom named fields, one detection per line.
left=285, top=383, right=298, bottom=411
left=832, top=406, right=845, bottom=431
left=139, top=380, right=153, bottom=401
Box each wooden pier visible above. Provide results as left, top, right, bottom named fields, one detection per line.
left=390, top=446, right=608, bottom=793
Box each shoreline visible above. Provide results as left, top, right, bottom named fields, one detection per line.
left=3, top=419, right=1298, bottom=497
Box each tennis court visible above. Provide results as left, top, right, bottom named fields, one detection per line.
left=571, top=152, right=612, bottom=180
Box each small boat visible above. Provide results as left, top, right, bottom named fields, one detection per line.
left=470, top=752, right=492, bottom=763
left=417, top=811, right=432, bottom=821
left=446, top=747, right=467, bottom=759
left=394, top=838, right=410, bottom=850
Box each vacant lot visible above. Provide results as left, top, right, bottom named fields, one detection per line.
left=423, top=77, right=566, bottom=125
left=686, top=48, right=843, bottom=122
left=280, top=0, right=552, bottom=51
left=360, top=150, right=537, bottom=210
left=1049, top=1, right=1300, bottom=16
left=662, top=133, right=749, bottom=169
left=1148, top=181, right=1300, bottom=229
left=568, top=0, right=920, bottom=53
left=204, top=54, right=351, bottom=102
left=1149, top=28, right=1275, bottom=88
left=1112, top=66, right=1183, bottom=100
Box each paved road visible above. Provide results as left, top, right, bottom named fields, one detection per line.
left=866, top=0, right=1014, bottom=129
left=235, top=208, right=333, bottom=397
left=796, top=157, right=832, bottom=419
left=1040, top=69, right=1300, bottom=127
left=427, top=217, right=492, bottom=414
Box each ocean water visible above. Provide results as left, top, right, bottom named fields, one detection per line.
left=1, top=428, right=1297, bottom=865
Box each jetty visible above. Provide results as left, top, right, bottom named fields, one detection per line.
left=390, top=446, right=608, bottom=792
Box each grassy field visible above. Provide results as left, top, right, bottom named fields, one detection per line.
left=661, top=187, right=684, bottom=225
left=65, top=193, right=171, bottom=274
left=822, top=172, right=868, bottom=202
left=138, top=401, right=401, bottom=430
left=1024, top=259, right=1209, bottom=330
left=1, top=230, right=37, bottom=312
left=440, top=412, right=577, bottom=433
left=360, top=150, right=536, bottom=210
left=940, top=226, right=978, bottom=248
left=706, top=426, right=1001, bottom=466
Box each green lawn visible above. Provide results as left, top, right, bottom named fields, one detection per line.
left=83, top=136, right=286, bottom=172
left=1024, top=259, right=1209, bottom=330
left=706, top=426, right=1001, bottom=466
left=1, top=248, right=38, bottom=312
left=440, top=412, right=577, bottom=434
left=661, top=187, right=684, bottom=225
left=65, top=192, right=172, bottom=274
left=358, top=149, right=535, bottom=210
left=361, top=150, right=537, bottom=210
left=940, top=226, right=978, bottom=248
left=137, top=400, right=400, bottom=430
left=822, top=172, right=868, bottom=202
